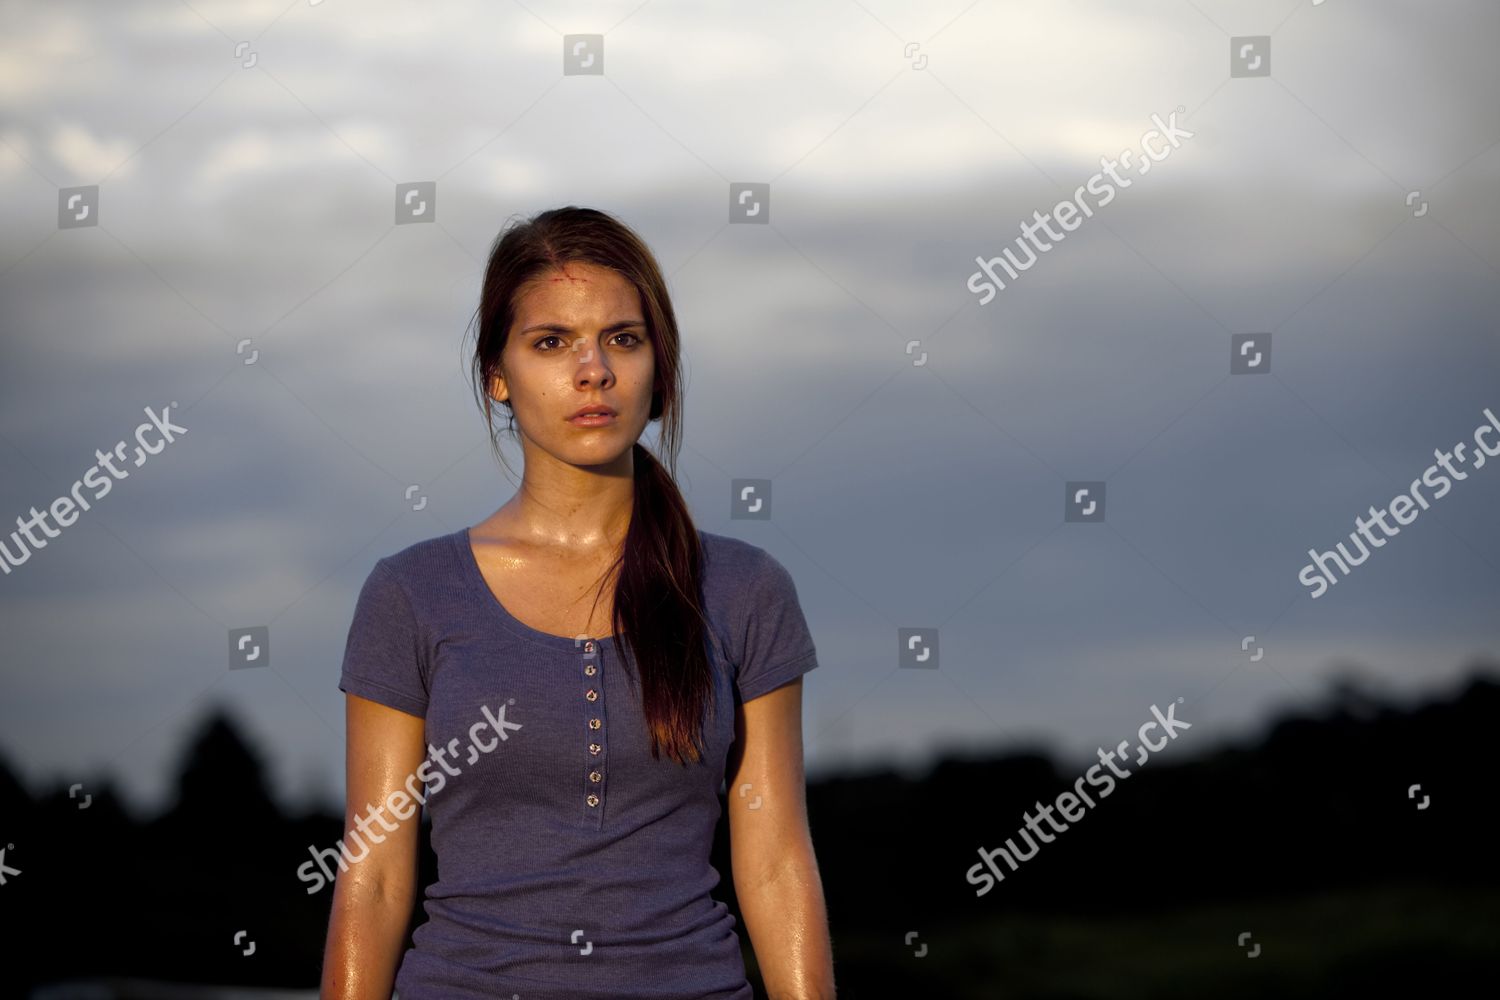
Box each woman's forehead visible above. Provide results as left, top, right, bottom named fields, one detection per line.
left=515, top=265, right=640, bottom=319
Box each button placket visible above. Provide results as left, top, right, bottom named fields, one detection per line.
left=580, top=638, right=605, bottom=821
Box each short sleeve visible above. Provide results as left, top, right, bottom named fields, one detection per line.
left=735, top=552, right=820, bottom=703
left=338, top=559, right=429, bottom=719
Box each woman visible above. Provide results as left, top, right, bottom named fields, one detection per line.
left=320, top=207, right=835, bottom=999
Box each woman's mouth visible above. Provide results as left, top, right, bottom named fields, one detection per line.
left=568, top=409, right=617, bottom=427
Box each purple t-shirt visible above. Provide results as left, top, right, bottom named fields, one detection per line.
left=337, top=526, right=820, bottom=1000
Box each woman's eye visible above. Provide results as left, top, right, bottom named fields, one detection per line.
left=535, top=332, right=643, bottom=351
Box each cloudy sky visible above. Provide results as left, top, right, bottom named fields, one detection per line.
left=2, top=0, right=1497, bottom=815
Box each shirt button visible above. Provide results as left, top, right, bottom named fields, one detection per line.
left=584, top=664, right=596, bottom=676
left=586, top=794, right=600, bottom=807
left=588, top=717, right=601, bottom=730
left=588, top=743, right=601, bottom=755
left=589, top=770, right=601, bottom=783
left=585, top=688, right=598, bottom=701
left=583, top=640, right=596, bottom=653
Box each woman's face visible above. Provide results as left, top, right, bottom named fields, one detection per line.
left=492, top=261, right=656, bottom=469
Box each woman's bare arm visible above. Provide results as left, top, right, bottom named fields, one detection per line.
left=727, top=679, right=836, bottom=1000
left=320, top=693, right=427, bottom=999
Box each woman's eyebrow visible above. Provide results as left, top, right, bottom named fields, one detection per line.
left=519, top=319, right=646, bottom=335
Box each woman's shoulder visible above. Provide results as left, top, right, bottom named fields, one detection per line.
left=696, top=529, right=796, bottom=593
left=697, top=528, right=770, bottom=570
left=367, top=527, right=465, bottom=583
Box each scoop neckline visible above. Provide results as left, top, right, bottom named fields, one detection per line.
left=455, top=526, right=619, bottom=653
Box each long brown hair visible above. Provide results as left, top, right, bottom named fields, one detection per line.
left=466, top=206, right=711, bottom=766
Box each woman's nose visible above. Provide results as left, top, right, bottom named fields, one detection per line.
left=571, top=336, right=611, bottom=385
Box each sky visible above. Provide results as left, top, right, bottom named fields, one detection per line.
left=1, top=0, right=1498, bottom=816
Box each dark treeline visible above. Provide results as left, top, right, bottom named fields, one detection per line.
left=4, top=664, right=1497, bottom=998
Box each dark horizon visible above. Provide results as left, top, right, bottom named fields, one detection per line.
left=7, top=658, right=1498, bottom=996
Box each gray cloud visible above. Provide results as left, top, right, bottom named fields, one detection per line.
left=2, top=0, right=1497, bottom=812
